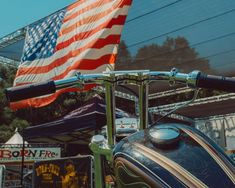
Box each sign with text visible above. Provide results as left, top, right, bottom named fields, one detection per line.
left=0, top=147, right=61, bottom=162
left=33, top=156, right=93, bottom=188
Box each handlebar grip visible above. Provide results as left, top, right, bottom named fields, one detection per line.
left=197, top=73, right=235, bottom=92
left=5, top=80, right=56, bottom=102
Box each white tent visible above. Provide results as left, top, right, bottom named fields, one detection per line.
left=4, top=128, right=28, bottom=146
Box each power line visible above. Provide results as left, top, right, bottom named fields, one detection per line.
left=212, top=61, right=235, bottom=69
left=126, top=0, right=183, bottom=23
left=133, top=31, right=235, bottom=62
left=123, top=48, right=235, bottom=74
left=159, top=48, right=235, bottom=64
left=187, top=49, right=235, bottom=73
left=125, top=8, right=235, bottom=49
left=172, top=48, right=235, bottom=67
left=199, top=48, right=235, bottom=60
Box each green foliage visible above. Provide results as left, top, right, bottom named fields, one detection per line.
left=14, top=90, right=97, bottom=125
left=0, top=36, right=224, bottom=142
left=0, top=63, right=96, bottom=140
left=0, top=118, right=29, bottom=143
left=0, top=64, right=29, bottom=142
left=115, top=40, right=132, bottom=70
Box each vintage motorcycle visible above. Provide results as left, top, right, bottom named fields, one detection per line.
left=6, top=69, right=235, bottom=187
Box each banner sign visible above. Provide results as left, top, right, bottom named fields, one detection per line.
left=33, top=156, right=93, bottom=188
left=0, top=147, right=61, bottom=162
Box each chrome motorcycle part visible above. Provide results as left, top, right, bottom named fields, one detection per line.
left=148, top=126, right=180, bottom=148
left=114, top=123, right=235, bottom=187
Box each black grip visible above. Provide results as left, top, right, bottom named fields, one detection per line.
left=5, top=80, right=56, bottom=102
left=197, top=73, right=235, bottom=92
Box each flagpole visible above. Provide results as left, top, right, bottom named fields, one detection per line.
left=20, top=138, right=25, bottom=187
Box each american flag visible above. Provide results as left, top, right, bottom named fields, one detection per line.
left=11, top=0, right=132, bottom=110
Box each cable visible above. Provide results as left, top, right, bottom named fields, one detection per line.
left=151, top=48, right=235, bottom=65
left=133, top=31, right=235, bottom=62
left=126, top=0, right=183, bottom=23
left=202, top=48, right=235, bottom=60
left=117, top=47, right=235, bottom=73
left=161, top=48, right=235, bottom=70
left=125, top=8, right=235, bottom=49
left=211, top=61, right=235, bottom=69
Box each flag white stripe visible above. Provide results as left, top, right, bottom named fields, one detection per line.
left=15, top=63, right=115, bottom=85
left=62, top=1, right=119, bottom=30
left=14, top=44, right=118, bottom=84
left=57, top=6, right=130, bottom=44
left=65, top=64, right=114, bottom=77
left=20, top=25, right=123, bottom=68
left=19, top=63, right=115, bottom=99
left=12, top=0, right=132, bottom=109
left=66, top=0, right=97, bottom=16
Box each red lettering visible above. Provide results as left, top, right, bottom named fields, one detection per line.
left=20, top=150, right=29, bottom=157
left=0, top=150, right=12, bottom=158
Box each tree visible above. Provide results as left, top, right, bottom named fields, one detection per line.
left=0, top=64, right=30, bottom=142
left=115, top=40, right=132, bottom=70
left=116, top=37, right=215, bottom=74
left=115, top=37, right=220, bottom=102
left=15, top=91, right=96, bottom=125
left=0, top=63, right=97, bottom=132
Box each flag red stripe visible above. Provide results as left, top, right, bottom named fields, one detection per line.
left=61, top=1, right=131, bottom=35
left=10, top=84, right=96, bottom=110
left=67, top=0, right=87, bottom=12
left=67, top=54, right=116, bottom=71
left=52, top=54, right=116, bottom=80
left=11, top=0, right=132, bottom=110
left=64, top=0, right=113, bottom=23
left=57, top=15, right=127, bottom=50
left=17, top=54, right=116, bottom=83
left=16, top=35, right=120, bottom=76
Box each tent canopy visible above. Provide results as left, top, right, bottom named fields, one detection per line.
left=22, top=95, right=128, bottom=144
left=3, top=128, right=28, bottom=147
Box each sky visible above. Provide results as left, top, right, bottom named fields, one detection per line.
left=0, top=0, right=75, bottom=38
left=0, top=0, right=235, bottom=73
left=0, top=1, right=235, bottom=143
left=123, top=0, right=235, bottom=73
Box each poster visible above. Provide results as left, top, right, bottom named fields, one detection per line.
left=33, top=156, right=93, bottom=188
left=0, top=147, right=61, bottom=162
